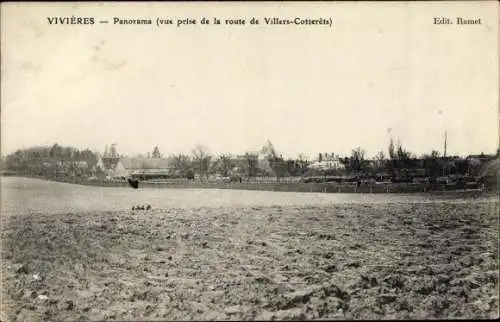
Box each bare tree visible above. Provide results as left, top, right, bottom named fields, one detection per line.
left=242, top=153, right=259, bottom=178
left=350, top=147, right=366, bottom=173
left=214, top=154, right=233, bottom=177
left=422, top=150, right=441, bottom=180
left=171, top=153, right=191, bottom=176
left=395, top=141, right=412, bottom=161
left=352, top=147, right=365, bottom=160
left=375, top=150, right=386, bottom=169
left=296, top=153, right=308, bottom=170
left=192, top=145, right=212, bottom=179
left=430, top=150, right=440, bottom=159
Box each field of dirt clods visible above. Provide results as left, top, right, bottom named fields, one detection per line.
left=2, top=197, right=498, bottom=321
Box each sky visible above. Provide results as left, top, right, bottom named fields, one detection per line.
left=1, top=2, right=498, bottom=159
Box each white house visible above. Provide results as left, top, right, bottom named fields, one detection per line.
left=309, top=153, right=345, bottom=170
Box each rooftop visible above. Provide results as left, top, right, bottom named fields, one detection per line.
left=120, top=157, right=174, bottom=169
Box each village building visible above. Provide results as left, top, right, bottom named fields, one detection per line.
left=309, top=153, right=345, bottom=171
left=120, top=156, right=174, bottom=179
left=56, top=160, right=88, bottom=168
left=97, top=143, right=173, bottom=179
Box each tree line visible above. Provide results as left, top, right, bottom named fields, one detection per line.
left=160, top=144, right=310, bottom=180
left=336, top=138, right=494, bottom=182
left=2, top=144, right=102, bottom=180
left=2, top=141, right=497, bottom=183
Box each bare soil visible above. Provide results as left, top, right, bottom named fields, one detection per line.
left=1, top=202, right=498, bottom=321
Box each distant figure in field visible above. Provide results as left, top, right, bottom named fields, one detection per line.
left=127, top=178, right=139, bottom=189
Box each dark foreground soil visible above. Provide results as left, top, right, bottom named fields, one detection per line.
left=1, top=202, right=499, bottom=321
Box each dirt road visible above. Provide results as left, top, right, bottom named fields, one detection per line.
left=1, top=202, right=498, bottom=321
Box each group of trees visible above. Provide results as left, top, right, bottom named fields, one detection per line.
left=385, top=138, right=488, bottom=180
left=335, top=138, right=489, bottom=182
left=168, top=146, right=265, bottom=179
left=166, top=145, right=213, bottom=179
left=163, top=143, right=309, bottom=180
left=341, top=147, right=367, bottom=172
left=3, top=140, right=496, bottom=183
left=2, top=144, right=103, bottom=180
left=166, top=139, right=496, bottom=183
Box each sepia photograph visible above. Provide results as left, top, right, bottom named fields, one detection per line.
left=1, top=1, right=499, bottom=321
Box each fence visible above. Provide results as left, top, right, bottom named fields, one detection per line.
left=3, top=174, right=482, bottom=194
left=81, top=178, right=481, bottom=194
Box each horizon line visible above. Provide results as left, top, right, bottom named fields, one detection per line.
left=2, top=142, right=498, bottom=160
